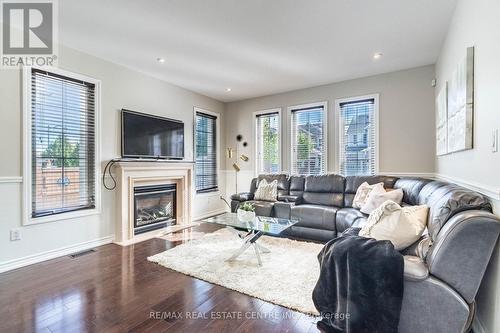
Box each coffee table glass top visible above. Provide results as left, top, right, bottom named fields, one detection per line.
left=202, top=212, right=298, bottom=236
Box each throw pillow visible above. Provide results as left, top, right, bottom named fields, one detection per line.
left=352, top=182, right=384, bottom=209
left=360, top=186, right=403, bottom=214
left=254, top=179, right=278, bottom=202
left=359, top=200, right=429, bottom=250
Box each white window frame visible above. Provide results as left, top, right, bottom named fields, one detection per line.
left=253, top=108, right=282, bottom=176
left=193, top=107, right=220, bottom=196
left=335, top=94, right=379, bottom=175
left=22, top=65, right=101, bottom=225
left=287, top=101, right=328, bottom=175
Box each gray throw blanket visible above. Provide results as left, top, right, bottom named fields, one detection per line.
left=312, top=228, right=404, bottom=333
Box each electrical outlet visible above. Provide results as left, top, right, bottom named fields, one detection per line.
left=10, top=229, right=21, bottom=241
left=493, top=129, right=499, bottom=153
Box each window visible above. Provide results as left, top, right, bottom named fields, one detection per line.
left=255, top=110, right=281, bottom=174
left=27, top=68, right=98, bottom=221
left=338, top=96, right=378, bottom=176
left=195, top=111, right=218, bottom=193
left=290, top=103, right=327, bottom=175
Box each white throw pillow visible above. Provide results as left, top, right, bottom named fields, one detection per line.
left=359, top=200, right=429, bottom=250
left=352, top=182, right=384, bottom=209
left=360, top=186, right=403, bottom=214
left=254, top=179, right=278, bottom=202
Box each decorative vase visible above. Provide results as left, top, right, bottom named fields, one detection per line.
left=237, top=209, right=255, bottom=223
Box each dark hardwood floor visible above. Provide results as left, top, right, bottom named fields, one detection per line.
left=0, top=224, right=322, bottom=333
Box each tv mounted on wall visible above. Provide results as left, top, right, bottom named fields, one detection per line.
left=121, top=109, right=184, bottom=159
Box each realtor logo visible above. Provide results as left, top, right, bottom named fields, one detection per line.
left=1, top=0, right=58, bottom=68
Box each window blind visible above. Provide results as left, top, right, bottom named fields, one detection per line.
left=256, top=112, right=280, bottom=173
left=290, top=106, right=326, bottom=175
left=31, top=68, right=96, bottom=218
left=195, top=112, right=218, bottom=193
left=339, top=98, right=376, bottom=176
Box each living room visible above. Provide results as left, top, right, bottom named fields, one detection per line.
left=0, top=0, right=498, bottom=332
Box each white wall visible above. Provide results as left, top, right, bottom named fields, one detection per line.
left=224, top=65, right=436, bottom=192
left=435, top=0, right=500, bottom=332
left=0, top=45, right=227, bottom=269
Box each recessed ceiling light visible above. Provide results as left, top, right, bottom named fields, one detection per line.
left=225, top=88, right=232, bottom=92
left=156, top=57, right=165, bottom=63
left=373, top=53, right=383, bottom=59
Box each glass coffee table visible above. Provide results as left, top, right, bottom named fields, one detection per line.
left=202, top=212, right=298, bottom=266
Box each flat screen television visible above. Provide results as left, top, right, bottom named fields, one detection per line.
left=121, top=109, right=184, bottom=159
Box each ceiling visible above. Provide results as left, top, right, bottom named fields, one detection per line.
left=59, top=0, right=457, bottom=102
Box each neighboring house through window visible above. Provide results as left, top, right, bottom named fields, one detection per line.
left=24, top=67, right=100, bottom=224
left=289, top=102, right=327, bottom=175
left=195, top=109, right=218, bottom=193
left=337, top=95, right=378, bottom=176
left=255, top=109, right=281, bottom=174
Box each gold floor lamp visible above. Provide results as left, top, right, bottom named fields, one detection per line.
left=226, top=134, right=249, bottom=194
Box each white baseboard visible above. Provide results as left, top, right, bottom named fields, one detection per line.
left=192, top=208, right=228, bottom=221
left=0, top=235, right=114, bottom=273
left=472, top=316, right=487, bottom=333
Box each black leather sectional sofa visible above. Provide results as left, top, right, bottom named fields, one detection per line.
left=230, top=173, right=500, bottom=333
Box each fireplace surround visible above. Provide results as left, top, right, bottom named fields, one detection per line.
left=114, top=161, right=193, bottom=245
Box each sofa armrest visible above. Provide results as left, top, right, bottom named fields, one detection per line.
left=399, top=276, right=470, bottom=333
left=278, top=194, right=301, bottom=204
left=274, top=202, right=294, bottom=219
left=426, top=210, right=500, bottom=303
left=230, top=192, right=254, bottom=202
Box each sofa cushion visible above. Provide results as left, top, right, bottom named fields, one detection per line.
left=246, top=200, right=274, bottom=217
left=304, top=174, right=345, bottom=192
left=289, top=176, right=305, bottom=196
left=284, top=225, right=336, bottom=242
left=416, top=181, right=448, bottom=205
left=302, top=192, right=344, bottom=207
left=394, top=177, right=433, bottom=205
left=344, top=175, right=399, bottom=207
left=302, top=174, right=345, bottom=207
left=336, top=208, right=367, bottom=233
left=418, top=181, right=492, bottom=240
left=249, top=178, right=258, bottom=194
left=291, top=204, right=338, bottom=231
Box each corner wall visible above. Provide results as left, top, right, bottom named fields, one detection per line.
left=0, top=45, right=227, bottom=270
left=435, top=0, right=500, bottom=332
left=224, top=65, right=436, bottom=193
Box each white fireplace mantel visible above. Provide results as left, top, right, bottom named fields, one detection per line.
left=114, top=161, right=194, bottom=245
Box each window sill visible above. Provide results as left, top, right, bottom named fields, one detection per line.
left=24, top=208, right=101, bottom=226
left=195, top=190, right=220, bottom=197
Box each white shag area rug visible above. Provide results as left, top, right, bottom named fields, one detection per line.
left=148, top=228, right=323, bottom=314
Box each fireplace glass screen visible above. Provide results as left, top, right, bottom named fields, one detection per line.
left=134, top=184, right=176, bottom=235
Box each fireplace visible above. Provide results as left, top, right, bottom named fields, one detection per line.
left=133, top=184, right=176, bottom=235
